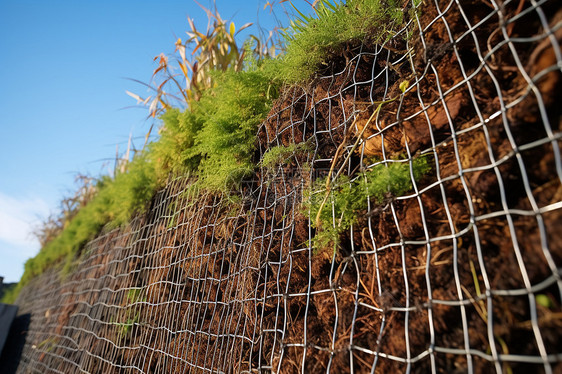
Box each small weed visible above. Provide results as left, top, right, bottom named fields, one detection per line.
left=126, top=288, right=146, bottom=304
left=36, top=337, right=58, bottom=352
left=112, top=315, right=139, bottom=342
left=111, top=288, right=146, bottom=342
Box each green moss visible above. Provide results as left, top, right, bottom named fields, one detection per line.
left=104, top=153, right=158, bottom=227
left=261, top=142, right=312, bottom=169
left=151, top=67, right=279, bottom=193
left=303, top=155, right=431, bottom=253
left=194, top=68, right=278, bottom=192
left=150, top=108, right=204, bottom=180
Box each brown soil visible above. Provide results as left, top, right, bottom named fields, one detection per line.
left=257, top=0, right=562, bottom=372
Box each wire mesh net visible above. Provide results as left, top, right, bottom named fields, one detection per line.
left=12, top=0, right=562, bottom=372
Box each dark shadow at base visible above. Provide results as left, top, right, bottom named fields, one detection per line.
left=0, top=313, right=30, bottom=374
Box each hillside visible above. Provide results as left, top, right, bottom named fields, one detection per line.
left=6, top=0, right=562, bottom=372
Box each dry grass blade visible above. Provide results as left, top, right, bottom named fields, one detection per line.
left=128, top=0, right=283, bottom=121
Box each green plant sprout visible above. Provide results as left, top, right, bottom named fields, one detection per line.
left=536, top=294, right=554, bottom=309
left=112, top=316, right=139, bottom=342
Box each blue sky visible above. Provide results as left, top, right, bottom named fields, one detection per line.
left=0, top=0, right=307, bottom=283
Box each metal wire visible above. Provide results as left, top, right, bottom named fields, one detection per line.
left=13, top=0, right=562, bottom=372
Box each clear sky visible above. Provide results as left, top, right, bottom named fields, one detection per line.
left=0, top=0, right=307, bottom=283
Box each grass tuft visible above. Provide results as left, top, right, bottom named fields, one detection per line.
left=276, top=0, right=409, bottom=83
